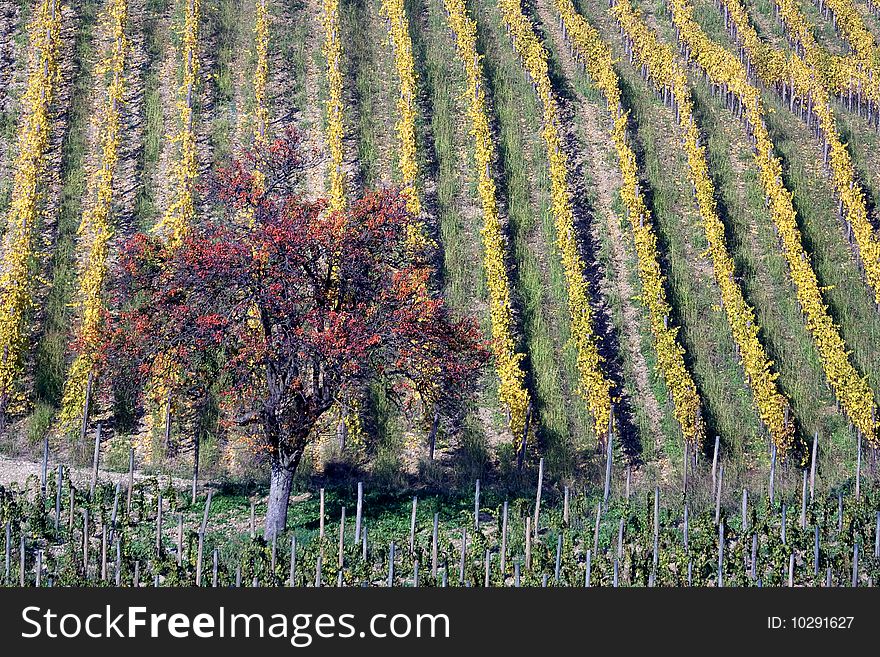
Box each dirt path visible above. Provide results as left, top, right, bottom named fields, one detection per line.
left=0, top=453, right=189, bottom=489
left=535, top=0, right=665, bottom=450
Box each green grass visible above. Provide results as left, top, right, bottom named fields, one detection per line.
left=474, top=0, right=596, bottom=474
left=133, top=0, right=168, bottom=229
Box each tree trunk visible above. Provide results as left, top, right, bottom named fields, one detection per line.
left=265, top=462, right=294, bottom=540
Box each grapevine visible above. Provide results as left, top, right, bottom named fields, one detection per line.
left=0, top=0, right=62, bottom=417
left=555, top=0, right=705, bottom=445
left=719, top=0, right=880, bottom=307
left=498, top=0, right=613, bottom=442
left=154, top=0, right=200, bottom=245
left=609, top=0, right=795, bottom=455
left=444, top=0, right=532, bottom=443
left=58, top=0, right=129, bottom=432
left=323, top=0, right=346, bottom=213
left=668, top=0, right=878, bottom=447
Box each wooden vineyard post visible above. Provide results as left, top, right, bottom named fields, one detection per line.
left=83, top=509, right=89, bottom=578
left=711, top=435, right=720, bottom=498
left=809, top=432, right=818, bottom=502
left=355, top=481, right=363, bottom=544
left=781, top=503, right=787, bottom=545
left=126, top=448, right=134, bottom=517
left=459, top=529, right=466, bottom=584
left=90, top=422, right=102, bottom=499
left=684, top=504, right=689, bottom=553
left=800, top=470, right=808, bottom=529
left=109, top=482, right=121, bottom=543
left=155, top=492, right=162, bottom=557
left=101, top=526, right=108, bottom=581
left=134, top=561, right=140, bottom=588
left=200, top=490, right=212, bottom=536
left=751, top=534, right=758, bottom=581
left=35, top=550, right=41, bottom=587
left=554, top=535, right=562, bottom=584
left=319, top=488, right=325, bottom=539
left=715, top=465, right=724, bottom=525
left=68, top=481, right=74, bottom=536
left=741, top=489, right=748, bottom=533
left=413, top=560, right=420, bottom=588
left=485, top=550, right=491, bottom=587
left=191, top=433, right=200, bottom=505
left=80, top=371, right=94, bottom=448
left=648, top=487, right=657, bottom=577
left=683, top=441, right=688, bottom=495
left=788, top=553, right=794, bottom=587
left=852, top=543, right=859, bottom=587
left=431, top=513, right=439, bottom=579
left=856, top=433, right=862, bottom=500
left=474, top=480, right=480, bottom=531
left=315, top=552, right=322, bottom=587
left=584, top=550, right=591, bottom=587
left=177, top=515, right=184, bottom=566
left=249, top=499, right=255, bottom=539
left=603, top=433, right=613, bottom=506
left=875, top=512, right=880, bottom=559
left=534, top=459, right=543, bottom=536
left=338, top=507, right=345, bottom=570
left=525, top=518, right=531, bottom=570
left=115, top=541, right=121, bottom=586
left=514, top=561, right=520, bottom=587
left=617, top=517, right=624, bottom=560
left=410, top=497, right=417, bottom=554
left=500, top=501, right=509, bottom=574
left=717, top=522, right=724, bottom=588
left=769, top=444, right=777, bottom=505
left=563, top=487, right=569, bottom=526
left=40, top=435, right=48, bottom=500
left=387, top=541, right=395, bottom=587
left=814, top=526, right=821, bottom=578
left=212, top=549, right=219, bottom=587
left=289, top=536, right=297, bottom=586
left=196, top=535, right=204, bottom=585
left=19, top=535, right=25, bottom=586
left=54, top=465, right=63, bottom=535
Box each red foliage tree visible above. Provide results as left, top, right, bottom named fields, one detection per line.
left=104, top=132, right=489, bottom=537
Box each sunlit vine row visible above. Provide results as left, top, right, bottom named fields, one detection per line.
left=443, top=0, right=531, bottom=444
left=555, top=0, right=705, bottom=445
left=155, top=0, right=200, bottom=245
left=322, top=0, right=345, bottom=213
left=774, top=0, right=879, bottom=126
left=498, top=0, right=613, bottom=442
left=380, top=0, right=421, bottom=217
left=719, top=0, right=880, bottom=307
left=609, top=0, right=795, bottom=454
left=0, top=0, right=62, bottom=416
left=58, top=0, right=129, bottom=432
left=812, top=0, right=880, bottom=68
left=669, top=0, right=878, bottom=447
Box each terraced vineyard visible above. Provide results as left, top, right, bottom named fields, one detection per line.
left=1, top=0, right=880, bottom=586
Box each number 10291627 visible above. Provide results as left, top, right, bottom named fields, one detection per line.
left=768, top=617, right=854, bottom=629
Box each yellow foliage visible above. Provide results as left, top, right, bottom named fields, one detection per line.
left=444, top=0, right=531, bottom=443
left=0, top=0, right=62, bottom=414
left=556, top=0, right=705, bottom=445
left=666, top=0, right=877, bottom=447
left=499, top=0, right=613, bottom=443
left=59, top=0, right=129, bottom=431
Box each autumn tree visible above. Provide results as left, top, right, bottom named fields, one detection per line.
left=104, top=132, right=489, bottom=538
